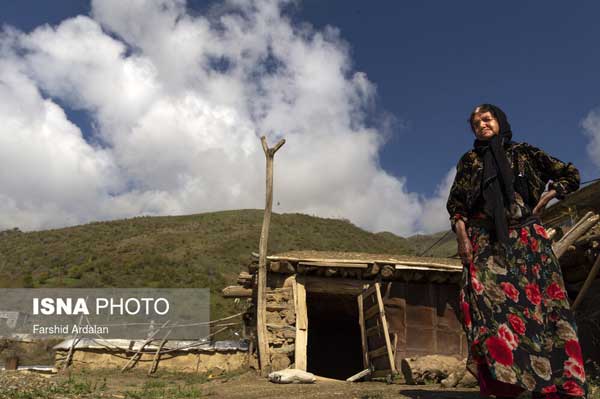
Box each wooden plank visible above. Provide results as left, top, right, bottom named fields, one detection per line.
left=298, top=261, right=369, bottom=269
left=375, top=282, right=396, bottom=373
left=304, top=276, right=370, bottom=295
left=368, top=345, right=389, bottom=360
left=362, top=284, right=377, bottom=299
left=394, top=264, right=461, bottom=271
left=267, top=255, right=461, bottom=268
left=346, top=368, right=372, bottom=382
left=366, top=324, right=381, bottom=338
left=357, top=293, right=369, bottom=369
left=294, top=276, right=308, bottom=371
left=364, top=303, right=381, bottom=321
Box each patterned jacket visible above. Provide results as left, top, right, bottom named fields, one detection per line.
left=446, top=141, right=580, bottom=231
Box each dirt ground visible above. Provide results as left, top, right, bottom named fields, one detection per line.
left=0, top=369, right=482, bottom=399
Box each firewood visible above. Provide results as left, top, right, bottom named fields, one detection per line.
left=222, top=285, right=252, bottom=297
left=553, top=213, right=599, bottom=258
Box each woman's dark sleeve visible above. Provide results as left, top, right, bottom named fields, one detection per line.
left=446, top=155, right=471, bottom=232
left=528, top=145, right=580, bottom=199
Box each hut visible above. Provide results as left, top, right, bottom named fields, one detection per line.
left=223, top=250, right=466, bottom=380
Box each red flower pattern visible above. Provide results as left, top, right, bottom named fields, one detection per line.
left=458, top=223, right=586, bottom=394
left=541, top=385, right=557, bottom=394
left=501, top=282, right=519, bottom=302
left=485, top=336, right=514, bottom=366
left=546, top=282, right=566, bottom=301
left=565, top=340, right=583, bottom=365
left=498, top=324, right=519, bottom=350
left=530, top=237, right=539, bottom=252
left=508, top=314, right=526, bottom=335
left=525, top=283, right=542, bottom=305
left=460, top=301, right=471, bottom=328
left=564, top=358, right=586, bottom=381
left=562, top=380, right=585, bottom=396
left=520, top=227, right=529, bottom=244
left=534, top=223, right=549, bottom=239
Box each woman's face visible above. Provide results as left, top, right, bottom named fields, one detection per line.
left=471, top=111, right=500, bottom=140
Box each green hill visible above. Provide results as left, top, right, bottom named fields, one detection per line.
left=404, top=230, right=457, bottom=258
left=0, top=210, right=420, bottom=320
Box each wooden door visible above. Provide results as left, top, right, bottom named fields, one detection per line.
left=357, top=282, right=396, bottom=379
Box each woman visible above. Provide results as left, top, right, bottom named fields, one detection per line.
left=446, top=104, right=588, bottom=398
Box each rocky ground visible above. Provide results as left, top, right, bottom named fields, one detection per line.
left=1, top=368, right=598, bottom=399
left=0, top=369, right=481, bottom=399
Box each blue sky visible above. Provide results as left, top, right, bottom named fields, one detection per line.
left=297, top=1, right=600, bottom=192
left=1, top=1, right=599, bottom=234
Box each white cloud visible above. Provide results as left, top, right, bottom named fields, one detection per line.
left=419, top=168, right=457, bottom=234
left=582, top=109, right=600, bottom=169
left=0, top=0, right=453, bottom=235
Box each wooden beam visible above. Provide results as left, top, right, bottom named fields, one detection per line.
left=256, top=135, right=285, bottom=376
left=368, top=345, right=389, bottom=360
left=267, top=255, right=461, bottom=269
left=375, top=282, right=396, bottom=373
left=364, top=303, right=381, bottom=321
left=366, top=324, right=381, bottom=338
left=298, top=261, right=369, bottom=268
left=303, top=276, right=370, bottom=295
left=294, top=276, right=308, bottom=371
left=346, top=368, right=371, bottom=382
left=357, top=292, right=369, bottom=370
left=395, top=264, right=461, bottom=272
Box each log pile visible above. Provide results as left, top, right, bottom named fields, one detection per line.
left=547, top=212, right=600, bottom=369
left=559, top=215, right=600, bottom=286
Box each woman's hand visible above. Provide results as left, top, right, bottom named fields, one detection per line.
left=455, top=219, right=473, bottom=265
left=532, top=189, right=557, bottom=216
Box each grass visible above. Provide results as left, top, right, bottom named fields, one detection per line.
left=0, top=367, right=252, bottom=399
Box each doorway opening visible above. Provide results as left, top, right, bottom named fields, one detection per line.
left=306, top=292, right=363, bottom=380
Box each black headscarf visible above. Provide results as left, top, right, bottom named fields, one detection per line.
left=472, top=104, right=514, bottom=245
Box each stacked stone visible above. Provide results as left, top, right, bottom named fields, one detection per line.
left=265, top=288, right=296, bottom=371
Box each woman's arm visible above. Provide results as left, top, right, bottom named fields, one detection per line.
left=447, top=155, right=473, bottom=264
left=527, top=144, right=580, bottom=213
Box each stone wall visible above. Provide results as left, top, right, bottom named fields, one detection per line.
left=265, top=287, right=296, bottom=371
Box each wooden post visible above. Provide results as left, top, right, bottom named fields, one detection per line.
left=294, top=276, right=308, bottom=371
left=257, top=136, right=285, bottom=375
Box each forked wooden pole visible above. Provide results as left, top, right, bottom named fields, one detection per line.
left=257, top=135, right=285, bottom=376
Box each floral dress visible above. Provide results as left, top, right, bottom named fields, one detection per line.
left=448, top=141, right=588, bottom=398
